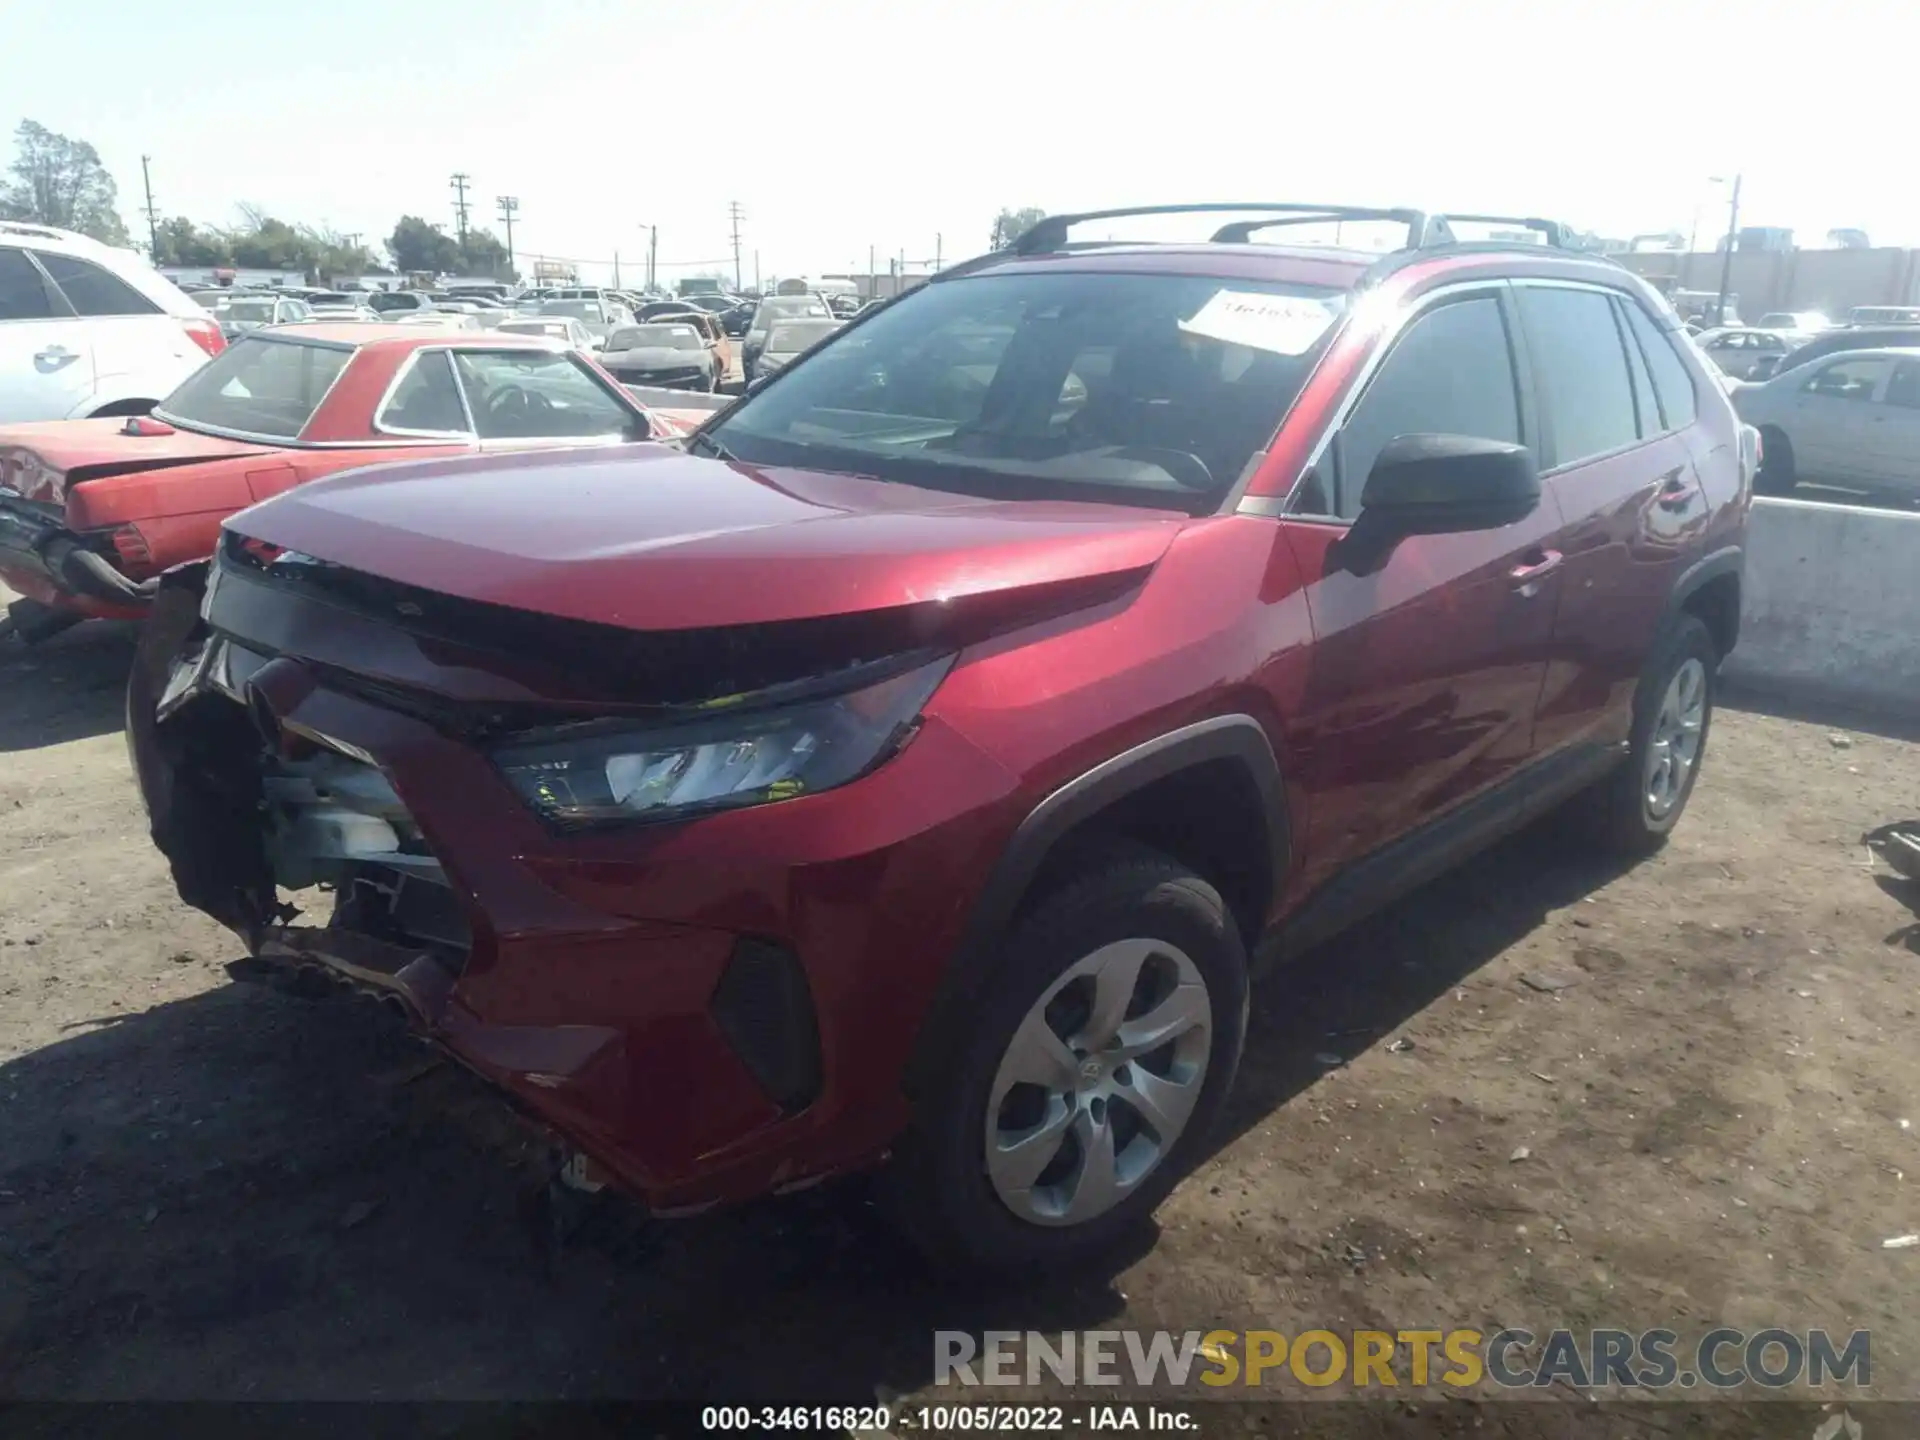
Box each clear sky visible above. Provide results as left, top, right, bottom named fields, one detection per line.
left=1, top=0, right=1903, bottom=285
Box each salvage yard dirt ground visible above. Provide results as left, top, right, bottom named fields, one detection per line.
left=3, top=595, right=1920, bottom=1416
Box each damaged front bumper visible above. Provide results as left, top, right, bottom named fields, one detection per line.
left=126, top=555, right=1019, bottom=1214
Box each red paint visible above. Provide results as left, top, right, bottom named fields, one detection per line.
left=140, top=241, right=1750, bottom=1213
left=0, top=330, right=705, bottom=621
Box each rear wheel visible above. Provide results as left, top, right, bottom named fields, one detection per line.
left=1578, top=615, right=1718, bottom=855
left=1755, top=427, right=1797, bottom=495
left=885, top=844, right=1247, bottom=1272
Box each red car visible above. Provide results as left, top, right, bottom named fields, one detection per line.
left=129, top=204, right=1753, bottom=1271
left=0, top=325, right=704, bottom=643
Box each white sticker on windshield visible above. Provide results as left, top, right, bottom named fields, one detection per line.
left=1178, top=290, right=1340, bottom=355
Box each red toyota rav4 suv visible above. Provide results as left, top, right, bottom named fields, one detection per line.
left=129, top=205, right=1752, bottom=1271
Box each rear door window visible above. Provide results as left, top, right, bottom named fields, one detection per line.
left=1331, top=294, right=1521, bottom=519
left=1804, top=357, right=1889, bottom=401
left=0, top=247, right=59, bottom=321
left=37, top=253, right=163, bottom=317
left=1516, top=286, right=1640, bottom=468
left=1620, top=301, right=1697, bottom=430
left=1885, top=360, right=1920, bottom=410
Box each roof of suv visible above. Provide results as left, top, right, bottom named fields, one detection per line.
left=0, top=220, right=207, bottom=319
left=925, top=204, right=1648, bottom=303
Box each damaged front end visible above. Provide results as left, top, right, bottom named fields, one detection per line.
left=128, top=563, right=469, bottom=1028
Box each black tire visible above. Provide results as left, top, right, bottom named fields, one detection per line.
left=1755, top=427, right=1797, bottom=496
left=1579, top=614, right=1718, bottom=856
left=884, top=843, right=1248, bottom=1273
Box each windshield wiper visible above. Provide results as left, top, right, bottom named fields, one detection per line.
left=685, top=430, right=738, bottom=462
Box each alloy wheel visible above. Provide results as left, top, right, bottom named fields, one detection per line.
left=984, top=938, right=1212, bottom=1227
left=1646, top=657, right=1708, bottom=819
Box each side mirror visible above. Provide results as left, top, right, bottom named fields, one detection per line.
left=746, top=373, right=775, bottom=396
left=1358, top=433, right=1540, bottom=534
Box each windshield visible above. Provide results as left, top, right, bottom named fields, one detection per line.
left=156, top=336, right=353, bottom=439
left=710, top=270, right=1346, bottom=514
left=609, top=324, right=702, bottom=351
left=224, top=300, right=277, bottom=323
left=540, top=300, right=602, bottom=321
left=765, top=319, right=841, bottom=353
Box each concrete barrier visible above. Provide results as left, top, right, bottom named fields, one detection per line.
left=1720, top=497, right=1920, bottom=713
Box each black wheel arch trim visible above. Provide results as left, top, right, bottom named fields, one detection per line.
left=1662, top=544, right=1744, bottom=652
left=903, top=713, right=1289, bottom=1097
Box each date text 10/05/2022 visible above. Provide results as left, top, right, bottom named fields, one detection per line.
left=698, top=1405, right=1195, bottom=1431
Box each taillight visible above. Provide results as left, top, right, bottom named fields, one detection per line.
left=110, top=525, right=153, bottom=568
left=180, top=317, right=226, bottom=358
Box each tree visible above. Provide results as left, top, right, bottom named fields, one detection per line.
left=296, top=224, right=379, bottom=282
left=0, top=120, right=131, bottom=246
left=388, top=214, right=462, bottom=276
left=153, top=217, right=230, bottom=268
left=990, top=206, right=1047, bottom=250
left=225, top=210, right=307, bottom=269
left=457, top=226, right=517, bottom=282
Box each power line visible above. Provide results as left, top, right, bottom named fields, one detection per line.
left=139, top=155, right=160, bottom=263
left=450, top=172, right=471, bottom=246
left=496, top=195, right=520, bottom=273
left=728, top=200, right=746, bottom=291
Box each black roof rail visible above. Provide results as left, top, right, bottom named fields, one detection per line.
left=1011, top=203, right=1432, bottom=255
left=1209, top=209, right=1431, bottom=244
left=1423, top=213, right=1572, bottom=249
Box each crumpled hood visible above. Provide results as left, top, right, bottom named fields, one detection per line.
left=227, top=445, right=1184, bottom=632
left=0, top=419, right=276, bottom=504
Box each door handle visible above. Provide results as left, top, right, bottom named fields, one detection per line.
left=34, top=345, right=80, bottom=371
left=1656, top=469, right=1696, bottom=511
left=1509, top=548, right=1563, bottom=595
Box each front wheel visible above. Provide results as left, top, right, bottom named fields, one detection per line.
left=1578, top=615, right=1718, bottom=855
left=885, top=844, right=1247, bottom=1273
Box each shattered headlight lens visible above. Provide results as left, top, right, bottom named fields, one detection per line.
left=492, top=655, right=953, bottom=830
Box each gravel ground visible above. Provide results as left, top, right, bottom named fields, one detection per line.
left=2, top=601, right=1918, bottom=1420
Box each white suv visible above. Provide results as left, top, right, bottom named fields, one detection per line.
left=0, top=222, right=226, bottom=424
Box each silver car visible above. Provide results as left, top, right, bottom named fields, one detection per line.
left=536, top=298, right=632, bottom=343
left=754, top=318, right=844, bottom=379
left=494, top=316, right=601, bottom=350
left=1695, top=327, right=1797, bottom=380
left=597, top=322, right=718, bottom=391
left=1731, top=345, right=1920, bottom=499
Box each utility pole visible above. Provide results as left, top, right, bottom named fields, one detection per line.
left=868, top=244, right=875, bottom=301
left=648, top=225, right=658, bottom=291
left=728, top=200, right=746, bottom=291
left=754, top=250, right=761, bottom=293
left=496, top=196, right=520, bottom=275
left=449, top=172, right=472, bottom=249
left=139, top=155, right=160, bottom=263
left=1713, top=173, right=1743, bottom=327
left=935, top=233, right=942, bottom=271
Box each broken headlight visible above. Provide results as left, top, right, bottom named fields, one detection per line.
left=492, top=655, right=953, bottom=830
